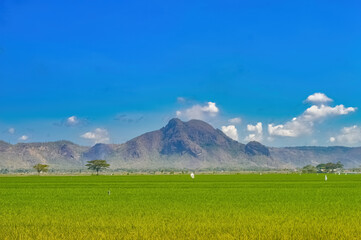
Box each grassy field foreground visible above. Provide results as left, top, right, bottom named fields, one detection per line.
left=1, top=174, right=361, bottom=239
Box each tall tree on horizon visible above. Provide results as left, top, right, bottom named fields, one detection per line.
left=33, top=164, right=49, bottom=175
left=85, top=160, right=110, bottom=175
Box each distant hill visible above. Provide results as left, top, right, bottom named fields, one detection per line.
left=1, top=119, right=361, bottom=170
left=270, top=146, right=361, bottom=168
left=0, top=140, right=88, bottom=169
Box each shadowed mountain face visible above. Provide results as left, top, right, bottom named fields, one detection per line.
left=160, top=119, right=243, bottom=157
left=245, top=141, right=270, bottom=156
left=1, top=119, right=361, bottom=170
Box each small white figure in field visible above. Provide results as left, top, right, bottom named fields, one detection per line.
left=108, top=189, right=111, bottom=195
left=325, top=175, right=327, bottom=181
left=190, top=172, right=195, bottom=179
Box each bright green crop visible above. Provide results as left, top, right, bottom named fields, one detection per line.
left=1, top=174, right=361, bottom=239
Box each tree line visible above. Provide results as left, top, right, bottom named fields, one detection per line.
left=302, top=161, right=344, bottom=173
left=31, top=160, right=345, bottom=175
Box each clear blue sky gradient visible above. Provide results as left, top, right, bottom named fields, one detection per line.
left=1, top=0, right=361, bottom=146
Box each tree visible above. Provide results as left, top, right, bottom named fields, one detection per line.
left=335, top=161, right=344, bottom=170
left=33, top=164, right=49, bottom=175
left=316, top=161, right=344, bottom=173
left=85, top=160, right=110, bottom=175
left=302, top=165, right=317, bottom=173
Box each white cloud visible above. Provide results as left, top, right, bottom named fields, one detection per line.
left=202, top=102, right=219, bottom=113
left=331, top=125, right=361, bottom=145
left=81, top=128, right=110, bottom=144
left=268, top=124, right=298, bottom=137
left=305, top=92, right=333, bottom=104
left=247, top=122, right=263, bottom=134
left=268, top=117, right=312, bottom=137
left=176, top=102, right=219, bottom=120
left=55, top=115, right=86, bottom=127
left=67, top=116, right=78, bottom=125
left=8, top=128, right=15, bottom=134
left=268, top=93, right=356, bottom=137
left=221, top=125, right=238, bottom=141
left=228, top=117, right=241, bottom=124
left=245, top=122, right=263, bottom=142
left=303, top=104, right=356, bottom=121
left=18, top=135, right=29, bottom=141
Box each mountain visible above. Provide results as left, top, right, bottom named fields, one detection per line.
left=0, top=140, right=88, bottom=169
left=82, top=119, right=272, bottom=169
left=1, top=119, right=361, bottom=170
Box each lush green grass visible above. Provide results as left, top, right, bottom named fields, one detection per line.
left=1, top=174, right=361, bottom=239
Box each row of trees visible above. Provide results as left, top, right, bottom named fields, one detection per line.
left=302, top=161, right=344, bottom=173
left=32, top=160, right=346, bottom=175
left=33, top=160, right=110, bottom=175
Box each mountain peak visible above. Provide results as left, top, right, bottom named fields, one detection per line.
left=168, top=118, right=183, bottom=124
left=164, top=118, right=184, bottom=130
left=159, top=118, right=243, bottom=157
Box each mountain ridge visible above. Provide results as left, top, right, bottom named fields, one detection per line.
left=1, top=118, right=361, bottom=170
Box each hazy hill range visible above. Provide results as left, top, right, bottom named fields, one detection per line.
left=0, top=140, right=88, bottom=170
left=1, top=118, right=361, bottom=170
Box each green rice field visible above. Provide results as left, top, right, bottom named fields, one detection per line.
left=1, top=174, right=361, bottom=239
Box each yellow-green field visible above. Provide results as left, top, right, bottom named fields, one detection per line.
left=1, top=174, right=361, bottom=239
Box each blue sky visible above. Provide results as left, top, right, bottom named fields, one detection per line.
left=1, top=0, right=361, bottom=146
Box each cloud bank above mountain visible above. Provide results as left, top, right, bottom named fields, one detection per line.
left=268, top=93, right=356, bottom=138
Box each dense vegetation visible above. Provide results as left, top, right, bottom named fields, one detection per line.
left=1, top=174, right=361, bottom=239
left=302, top=161, right=344, bottom=173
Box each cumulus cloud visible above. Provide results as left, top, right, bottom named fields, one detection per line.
left=268, top=93, right=356, bottom=137
left=221, top=125, right=238, bottom=141
left=268, top=117, right=312, bottom=137
left=303, top=104, right=356, bottom=120
left=18, top=135, right=29, bottom=141
left=8, top=128, right=15, bottom=134
left=330, top=125, right=361, bottom=145
left=247, top=122, right=263, bottom=133
left=228, top=117, right=242, bottom=124
left=305, top=92, right=333, bottom=104
left=67, top=116, right=79, bottom=126
left=202, top=102, right=219, bottom=113
left=245, top=122, right=263, bottom=142
left=81, top=128, right=110, bottom=144
left=176, top=102, right=219, bottom=120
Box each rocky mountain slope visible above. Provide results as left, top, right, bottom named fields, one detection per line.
left=81, top=119, right=273, bottom=169
left=1, top=118, right=361, bottom=170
